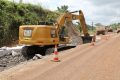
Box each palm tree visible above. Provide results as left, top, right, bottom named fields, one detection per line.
left=57, top=5, right=69, bottom=13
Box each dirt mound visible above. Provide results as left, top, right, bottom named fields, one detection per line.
left=65, top=21, right=83, bottom=45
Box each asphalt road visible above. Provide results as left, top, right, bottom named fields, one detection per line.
left=0, top=33, right=120, bottom=80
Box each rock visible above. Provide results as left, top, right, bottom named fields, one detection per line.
left=0, top=64, right=6, bottom=67
left=33, top=56, right=38, bottom=60
left=11, top=50, right=21, bottom=57
left=35, top=54, right=43, bottom=59
left=0, top=50, right=10, bottom=57
left=33, top=54, right=43, bottom=60
left=1, top=46, right=7, bottom=50
left=7, top=52, right=12, bottom=56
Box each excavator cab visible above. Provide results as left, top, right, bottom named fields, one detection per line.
left=59, top=26, right=67, bottom=41
left=58, top=26, right=69, bottom=44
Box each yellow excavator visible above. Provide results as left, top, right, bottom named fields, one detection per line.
left=19, top=10, right=93, bottom=59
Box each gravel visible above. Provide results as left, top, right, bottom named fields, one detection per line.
left=0, top=52, right=26, bottom=72
left=0, top=46, right=45, bottom=72
left=0, top=46, right=27, bottom=72
left=65, top=21, right=83, bottom=45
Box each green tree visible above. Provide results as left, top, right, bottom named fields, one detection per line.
left=109, top=23, right=120, bottom=30
left=45, top=11, right=59, bottom=22
left=95, top=23, right=103, bottom=27
left=57, top=5, right=69, bottom=13
left=76, top=22, right=95, bottom=34
left=76, top=22, right=82, bottom=33
left=0, top=0, right=57, bottom=47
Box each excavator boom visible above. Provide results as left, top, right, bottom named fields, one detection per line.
left=56, top=10, right=89, bottom=37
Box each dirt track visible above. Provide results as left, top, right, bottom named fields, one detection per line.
left=0, top=33, right=120, bottom=80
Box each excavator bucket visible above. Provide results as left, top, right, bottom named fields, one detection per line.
left=81, top=36, right=93, bottom=43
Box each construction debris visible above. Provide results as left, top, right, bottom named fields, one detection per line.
left=65, top=21, right=83, bottom=45
left=0, top=64, right=6, bottom=67
left=11, top=50, right=21, bottom=57
left=33, top=54, right=43, bottom=60
left=0, top=46, right=26, bottom=72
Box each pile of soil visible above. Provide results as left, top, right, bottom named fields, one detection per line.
left=65, top=21, right=83, bottom=45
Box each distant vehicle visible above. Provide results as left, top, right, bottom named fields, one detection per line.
left=117, top=28, right=120, bottom=33
left=96, top=26, right=113, bottom=35
left=96, top=26, right=106, bottom=35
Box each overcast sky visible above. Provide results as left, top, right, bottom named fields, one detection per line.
left=11, top=0, right=120, bottom=25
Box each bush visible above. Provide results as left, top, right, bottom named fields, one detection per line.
left=0, top=0, right=58, bottom=47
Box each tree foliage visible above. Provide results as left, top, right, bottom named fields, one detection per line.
left=0, top=0, right=57, bottom=47
left=57, top=5, right=69, bottom=13
left=109, top=23, right=120, bottom=30
left=95, top=23, right=104, bottom=27
left=76, top=22, right=95, bottom=34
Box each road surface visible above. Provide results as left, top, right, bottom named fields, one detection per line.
left=0, top=33, right=120, bottom=80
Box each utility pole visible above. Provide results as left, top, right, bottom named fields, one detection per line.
left=92, top=21, right=93, bottom=31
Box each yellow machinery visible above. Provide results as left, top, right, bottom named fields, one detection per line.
left=19, top=10, right=92, bottom=59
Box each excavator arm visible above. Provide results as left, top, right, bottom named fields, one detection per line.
left=56, top=10, right=93, bottom=43
left=78, top=10, right=89, bottom=36
left=56, top=10, right=89, bottom=37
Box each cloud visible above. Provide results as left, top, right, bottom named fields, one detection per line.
left=91, top=0, right=120, bottom=6
left=90, top=0, right=120, bottom=25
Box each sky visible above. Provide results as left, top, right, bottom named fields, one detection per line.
left=11, top=0, right=120, bottom=25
